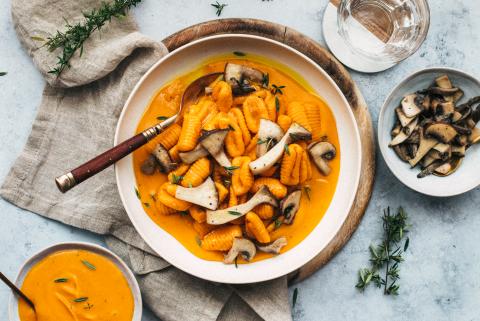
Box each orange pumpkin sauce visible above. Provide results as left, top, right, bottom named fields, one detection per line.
left=133, top=55, right=340, bottom=263
left=19, top=250, right=134, bottom=321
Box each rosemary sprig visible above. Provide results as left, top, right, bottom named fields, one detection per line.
left=73, top=297, right=88, bottom=302
left=292, top=288, right=298, bottom=308
left=81, top=260, right=96, bottom=271
left=356, top=207, right=410, bottom=295
left=275, top=96, right=280, bottom=112
left=261, top=73, right=269, bottom=88
left=224, top=165, right=240, bottom=175
left=46, top=0, right=142, bottom=76
left=0, top=72, right=7, bottom=76
left=54, top=278, right=68, bottom=283
left=211, top=1, right=227, bottom=16
left=228, top=210, right=242, bottom=216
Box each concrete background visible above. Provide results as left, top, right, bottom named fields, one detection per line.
left=1, top=0, right=479, bottom=320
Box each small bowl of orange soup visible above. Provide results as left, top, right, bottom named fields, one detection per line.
left=8, top=242, right=142, bottom=321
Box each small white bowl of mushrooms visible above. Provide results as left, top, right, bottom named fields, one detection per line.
left=378, top=67, right=480, bottom=197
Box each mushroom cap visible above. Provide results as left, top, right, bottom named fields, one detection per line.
left=281, top=190, right=302, bottom=225
left=308, top=141, right=337, bottom=176
left=199, top=129, right=232, bottom=167
left=224, top=63, right=264, bottom=96
left=223, top=238, right=257, bottom=264
left=152, top=144, right=177, bottom=173
left=206, top=185, right=278, bottom=225
left=175, top=177, right=218, bottom=210
left=256, top=119, right=284, bottom=157
left=179, top=144, right=209, bottom=164
left=424, top=122, right=458, bottom=144
left=256, top=236, right=288, bottom=254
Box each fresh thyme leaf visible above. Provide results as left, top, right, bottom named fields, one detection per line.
left=292, top=288, right=298, bottom=308
left=275, top=96, right=280, bottom=112
left=195, top=235, right=202, bottom=246
left=179, top=210, right=189, bottom=216
left=271, top=84, right=286, bottom=95
left=233, top=51, right=246, bottom=56
left=228, top=211, right=242, bottom=216
left=0, top=72, right=7, bottom=76
left=81, top=260, right=96, bottom=271
left=224, top=165, right=240, bottom=175
left=156, top=116, right=168, bottom=121
left=31, top=36, right=45, bottom=42
left=284, top=144, right=290, bottom=155
left=356, top=207, right=409, bottom=295
left=274, top=218, right=282, bottom=230
left=171, top=174, right=183, bottom=184
left=303, top=185, right=311, bottom=201
left=74, top=297, right=88, bottom=302
left=211, top=1, right=227, bottom=16
left=188, top=182, right=193, bottom=188
left=134, top=187, right=140, bottom=199
left=54, top=278, right=68, bottom=283
left=150, top=192, right=157, bottom=202
left=46, top=0, right=143, bottom=75
left=261, top=73, right=269, bottom=88
left=143, top=202, right=150, bottom=208
left=234, top=257, right=238, bottom=268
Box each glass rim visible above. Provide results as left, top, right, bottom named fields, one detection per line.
left=336, top=0, right=431, bottom=64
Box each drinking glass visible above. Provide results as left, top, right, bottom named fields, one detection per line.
left=337, top=0, right=430, bottom=65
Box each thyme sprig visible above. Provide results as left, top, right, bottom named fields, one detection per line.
left=356, top=207, right=410, bottom=295
left=46, top=0, right=142, bottom=76
left=211, top=1, right=227, bottom=16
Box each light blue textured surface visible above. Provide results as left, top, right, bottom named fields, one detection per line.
left=1, top=1, right=480, bottom=320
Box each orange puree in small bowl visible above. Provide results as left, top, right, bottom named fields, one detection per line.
left=18, top=249, right=134, bottom=321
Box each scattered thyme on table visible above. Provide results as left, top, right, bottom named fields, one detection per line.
left=356, top=207, right=410, bottom=295
left=44, top=0, right=143, bottom=76
left=211, top=1, right=227, bottom=16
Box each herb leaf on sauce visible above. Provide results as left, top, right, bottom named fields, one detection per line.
left=81, top=260, right=96, bottom=271
left=73, top=297, right=89, bottom=302
left=54, top=278, right=68, bottom=283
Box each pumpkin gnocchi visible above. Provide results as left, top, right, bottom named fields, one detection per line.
left=133, top=58, right=340, bottom=264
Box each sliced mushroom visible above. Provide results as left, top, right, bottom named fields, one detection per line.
left=152, top=144, right=177, bottom=173
left=140, top=154, right=158, bottom=175
left=175, top=177, right=218, bottom=210
left=249, top=123, right=311, bottom=175
left=433, top=158, right=462, bottom=177
left=393, top=144, right=411, bottom=162
left=425, top=87, right=460, bottom=96
left=424, top=122, right=458, bottom=144
left=434, top=102, right=454, bottom=121
left=199, top=129, right=232, bottom=167
left=223, top=238, right=256, bottom=264
left=391, top=123, right=402, bottom=137
left=454, top=135, right=468, bottom=146
left=179, top=144, right=209, bottom=164
left=468, top=127, right=480, bottom=145
left=308, top=141, right=336, bottom=176
left=450, top=88, right=464, bottom=103
left=408, top=131, right=438, bottom=167
left=401, top=94, right=422, bottom=118
left=395, top=107, right=416, bottom=127
left=281, top=190, right=302, bottom=224
left=421, top=153, right=438, bottom=168
left=224, top=63, right=264, bottom=95
left=256, top=119, right=284, bottom=157
left=417, top=161, right=442, bottom=178
left=432, top=143, right=451, bottom=160
left=206, top=186, right=278, bottom=225
left=389, top=118, right=418, bottom=146
left=256, top=237, right=287, bottom=254
left=451, top=145, right=466, bottom=157
left=435, top=75, right=452, bottom=89
left=452, top=111, right=463, bottom=123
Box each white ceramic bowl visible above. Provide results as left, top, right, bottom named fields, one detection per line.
left=8, top=242, right=142, bottom=321
left=115, top=34, right=362, bottom=283
left=378, top=67, right=480, bottom=197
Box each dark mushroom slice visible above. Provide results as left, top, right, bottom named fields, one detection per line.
left=256, top=119, right=284, bottom=157
left=435, top=75, right=453, bottom=89
left=450, top=89, right=464, bottom=103
left=408, top=130, right=438, bottom=167
left=454, top=135, right=468, bottom=146
left=395, top=107, right=416, bottom=127
left=433, top=158, right=463, bottom=177
left=452, top=124, right=471, bottom=136
left=389, top=118, right=418, bottom=146
left=424, top=122, right=458, bottom=144
left=417, top=160, right=442, bottom=178
left=256, top=237, right=288, bottom=254
left=224, top=63, right=264, bottom=96
left=432, top=143, right=451, bottom=161
left=152, top=144, right=177, bottom=173
left=179, top=144, right=209, bottom=164
left=281, top=190, right=302, bottom=225
left=391, top=122, right=402, bottom=137
left=393, top=144, right=411, bottom=162
left=140, top=154, right=158, bottom=175
left=206, top=186, right=278, bottom=225
left=401, top=94, right=422, bottom=118
left=223, top=238, right=256, bottom=264
left=199, top=129, right=232, bottom=167
left=249, top=123, right=311, bottom=175
left=451, top=145, right=466, bottom=157
left=452, top=111, right=463, bottom=123
left=434, top=102, right=454, bottom=121
left=405, top=129, right=420, bottom=144
left=308, top=141, right=336, bottom=176
left=421, top=152, right=439, bottom=168
left=425, top=87, right=460, bottom=97
left=175, top=177, right=218, bottom=210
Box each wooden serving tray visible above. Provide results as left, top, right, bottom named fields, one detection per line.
left=162, top=18, right=375, bottom=283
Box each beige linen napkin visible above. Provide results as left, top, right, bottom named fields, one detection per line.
left=1, top=1, right=292, bottom=320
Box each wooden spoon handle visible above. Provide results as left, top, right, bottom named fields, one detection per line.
left=0, top=272, right=35, bottom=310
left=55, top=122, right=168, bottom=193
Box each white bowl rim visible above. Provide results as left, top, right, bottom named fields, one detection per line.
left=114, top=33, right=362, bottom=283
left=8, top=241, right=142, bottom=321
left=378, top=66, right=480, bottom=197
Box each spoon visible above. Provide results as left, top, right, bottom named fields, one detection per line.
left=0, top=271, right=35, bottom=311
left=55, top=72, right=223, bottom=193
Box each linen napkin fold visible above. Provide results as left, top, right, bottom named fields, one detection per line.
left=1, top=0, right=292, bottom=320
